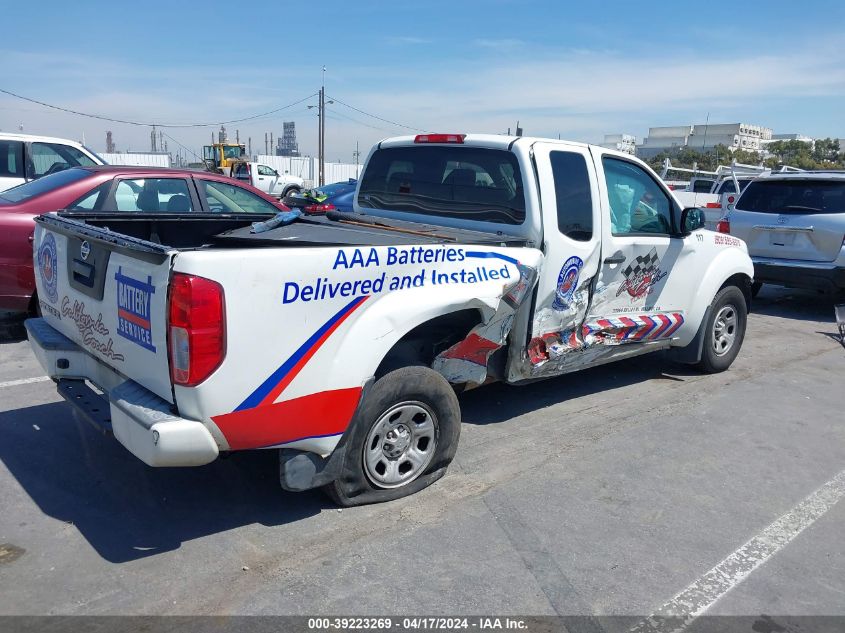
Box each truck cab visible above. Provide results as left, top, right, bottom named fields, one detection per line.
left=230, top=161, right=303, bottom=199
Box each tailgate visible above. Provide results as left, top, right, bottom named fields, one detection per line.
left=33, top=214, right=177, bottom=402
left=730, top=210, right=844, bottom=262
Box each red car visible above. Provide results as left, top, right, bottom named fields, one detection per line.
left=0, top=166, right=289, bottom=314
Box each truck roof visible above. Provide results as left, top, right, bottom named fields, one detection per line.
left=377, top=133, right=594, bottom=152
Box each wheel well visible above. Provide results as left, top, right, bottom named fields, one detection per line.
left=720, top=273, right=752, bottom=312
left=375, top=309, right=483, bottom=378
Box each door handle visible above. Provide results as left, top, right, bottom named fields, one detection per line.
left=604, top=252, right=626, bottom=265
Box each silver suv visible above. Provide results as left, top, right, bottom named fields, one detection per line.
left=724, top=172, right=845, bottom=295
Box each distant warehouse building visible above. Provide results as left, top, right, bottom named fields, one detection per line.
left=99, top=151, right=171, bottom=168
left=636, top=123, right=772, bottom=159
left=599, top=134, right=637, bottom=155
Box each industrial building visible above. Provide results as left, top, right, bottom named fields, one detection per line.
left=599, top=133, right=637, bottom=155
left=275, top=121, right=300, bottom=157
left=637, top=122, right=773, bottom=158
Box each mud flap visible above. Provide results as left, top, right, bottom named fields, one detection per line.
left=668, top=305, right=711, bottom=364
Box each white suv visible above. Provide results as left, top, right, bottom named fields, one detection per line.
left=724, top=172, right=845, bottom=295
left=0, top=133, right=105, bottom=193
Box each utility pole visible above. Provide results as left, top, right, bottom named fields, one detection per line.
left=151, top=125, right=157, bottom=152
left=270, top=132, right=274, bottom=156
left=319, top=86, right=325, bottom=186
left=248, top=137, right=252, bottom=157
left=353, top=141, right=361, bottom=175
left=265, top=132, right=268, bottom=155
left=320, top=65, right=327, bottom=186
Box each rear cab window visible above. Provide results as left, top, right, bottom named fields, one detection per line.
left=736, top=179, right=845, bottom=214
left=0, top=140, right=24, bottom=178
left=357, top=145, right=526, bottom=224
left=549, top=151, right=593, bottom=241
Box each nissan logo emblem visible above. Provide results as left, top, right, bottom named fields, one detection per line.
left=80, top=241, right=91, bottom=261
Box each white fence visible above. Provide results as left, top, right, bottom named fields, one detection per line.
left=255, top=155, right=362, bottom=188
left=100, top=152, right=171, bottom=167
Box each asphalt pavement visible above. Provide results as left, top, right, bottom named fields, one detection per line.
left=0, top=287, right=843, bottom=621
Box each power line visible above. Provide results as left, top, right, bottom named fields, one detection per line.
left=327, top=95, right=425, bottom=132
left=0, top=87, right=319, bottom=128
left=325, top=109, right=398, bottom=133
left=160, top=131, right=202, bottom=162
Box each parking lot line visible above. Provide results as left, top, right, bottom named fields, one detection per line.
left=632, top=468, right=845, bottom=633
left=0, top=376, right=50, bottom=389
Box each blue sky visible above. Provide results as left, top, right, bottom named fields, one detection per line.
left=2, top=0, right=844, bottom=161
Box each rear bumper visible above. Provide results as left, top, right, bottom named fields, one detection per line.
left=25, top=318, right=219, bottom=467
left=752, top=259, right=845, bottom=292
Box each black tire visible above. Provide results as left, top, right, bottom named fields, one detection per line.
left=695, top=285, right=747, bottom=374
left=751, top=281, right=763, bottom=298
left=283, top=186, right=301, bottom=198
left=324, top=366, right=461, bottom=506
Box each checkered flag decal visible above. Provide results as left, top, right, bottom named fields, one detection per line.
left=622, top=247, right=659, bottom=279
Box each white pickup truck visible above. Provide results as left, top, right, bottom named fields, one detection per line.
left=231, top=161, right=303, bottom=199
left=27, top=133, right=754, bottom=505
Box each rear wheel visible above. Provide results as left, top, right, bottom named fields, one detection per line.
left=696, top=286, right=747, bottom=373
left=325, top=366, right=460, bottom=506
left=282, top=186, right=301, bottom=198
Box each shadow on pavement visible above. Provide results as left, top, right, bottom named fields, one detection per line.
left=751, top=286, right=840, bottom=323
left=0, top=313, right=27, bottom=344
left=0, top=401, right=327, bottom=564
left=459, top=351, right=689, bottom=426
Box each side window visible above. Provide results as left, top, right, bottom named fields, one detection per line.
left=0, top=141, right=24, bottom=178
left=199, top=180, right=279, bottom=214
left=719, top=180, right=736, bottom=194
left=692, top=179, right=715, bottom=193
left=602, top=157, right=673, bottom=236
left=257, top=165, right=275, bottom=176
left=68, top=182, right=110, bottom=210
left=550, top=151, right=593, bottom=241
left=30, top=142, right=96, bottom=178
left=108, top=178, right=194, bottom=212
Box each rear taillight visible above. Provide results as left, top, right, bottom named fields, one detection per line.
left=414, top=133, right=465, bottom=144
left=705, top=202, right=722, bottom=208
left=716, top=219, right=731, bottom=234
left=304, top=203, right=336, bottom=214
left=168, top=273, right=225, bottom=386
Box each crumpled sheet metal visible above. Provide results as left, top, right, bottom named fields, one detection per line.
left=432, top=262, right=537, bottom=385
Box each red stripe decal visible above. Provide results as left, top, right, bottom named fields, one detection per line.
left=258, top=296, right=367, bottom=407
left=632, top=316, right=656, bottom=340
left=117, top=308, right=150, bottom=328
left=664, top=313, right=685, bottom=337
left=440, top=333, right=501, bottom=366
left=651, top=314, right=672, bottom=339
left=619, top=316, right=637, bottom=340
left=213, top=387, right=363, bottom=450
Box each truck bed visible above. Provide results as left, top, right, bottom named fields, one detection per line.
left=55, top=211, right=529, bottom=249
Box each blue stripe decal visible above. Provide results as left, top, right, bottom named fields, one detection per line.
left=235, top=296, right=364, bottom=411
left=464, top=251, right=520, bottom=266
left=255, top=431, right=344, bottom=450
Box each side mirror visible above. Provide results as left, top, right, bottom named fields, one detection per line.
left=680, top=207, right=705, bottom=235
